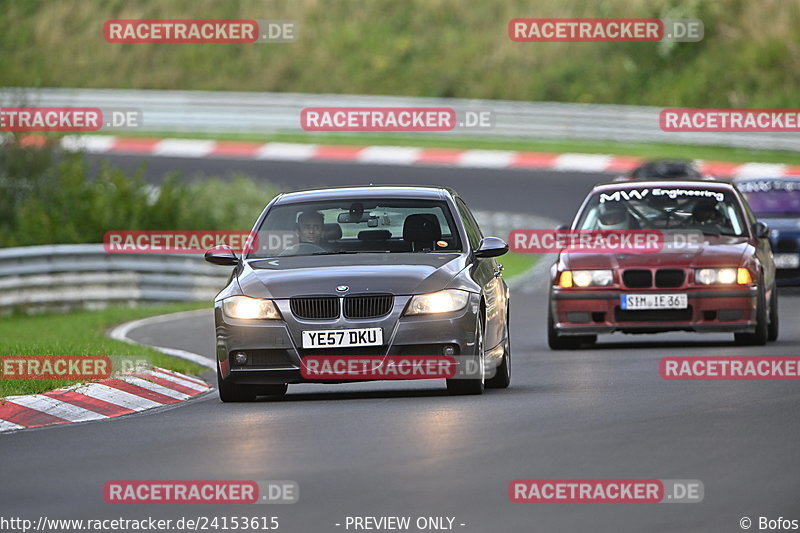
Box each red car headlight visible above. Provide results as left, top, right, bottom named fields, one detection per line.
left=558, top=270, right=613, bottom=288
left=695, top=268, right=751, bottom=285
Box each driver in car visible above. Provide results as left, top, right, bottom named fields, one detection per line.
left=690, top=199, right=727, bottom=233
left=596, top=202, right=638, bottom=230
left=279, top=211, right=327, bottom=255
left=297, top=210, right=324, bottom=244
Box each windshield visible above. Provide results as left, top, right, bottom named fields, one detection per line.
left=247, top=198, right=462, bottom=258
left=576, top=187, right=748, bottom=236
left=736, top=179, right=800, bottom=217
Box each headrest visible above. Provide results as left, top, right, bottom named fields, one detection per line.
left=403, top=214, right=441, bottom=245
left=358, top=230, right=392, bottom=241
left=322, top=223, right=342, bottom=241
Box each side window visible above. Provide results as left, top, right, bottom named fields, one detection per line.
left=455, top=198, right=483, bottom=249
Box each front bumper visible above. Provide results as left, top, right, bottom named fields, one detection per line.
left=551, top=287, right=758, bottom=335
left=215, top=293, right=481, bottom=384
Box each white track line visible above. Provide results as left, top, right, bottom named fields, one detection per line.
left=61, top=135, right=117, bottom=153
left=147, top=369, right=209, bottom=392
left=153, top=139, right=216, bottom=158
left=72, top=383, right=162, bottom=411
left=357, top=146, right=421, bottom=165
left=554, top=153, right=613, bottom=172
left=734, top=163, right=786, bottom=178
left=458, top=150, right=517, bottom=168
left=120, top=376, right=191, bottom=401
left=256, top=142, right=318, bottom=160
left=0, top=419, right=26, bottom=432
left=7, top=395, right=107, bottom=423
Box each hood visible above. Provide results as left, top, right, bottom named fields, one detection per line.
left=237, top=253, right=467, bottom=299
left=563, top=236, right=752, bottom=270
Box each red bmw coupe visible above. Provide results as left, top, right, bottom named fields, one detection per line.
left=548, top=180, right=778, bottom=349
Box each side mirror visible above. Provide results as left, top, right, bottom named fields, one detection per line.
left=475, top=236, right=509, bottom=258
left=752, top=221, right=770, bottom=239
left=204, top=245, right=239, bottom=266
left=555, top=223, right=570, bottom=231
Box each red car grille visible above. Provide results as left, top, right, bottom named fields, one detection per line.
left=622, top=269, right=685, bottom=289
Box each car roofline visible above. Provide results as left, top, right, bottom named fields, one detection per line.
left=273, top=185, right=457, bottom=204
left=591, top=179, right=737, bottom=192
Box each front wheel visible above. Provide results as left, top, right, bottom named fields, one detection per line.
left=486, top=309, right=511, bottom=389
left=217, top=365, right=257, bottom=402
left=548, top=307, right=593, bottom=350
left=447, top=319, right=485, bottom=395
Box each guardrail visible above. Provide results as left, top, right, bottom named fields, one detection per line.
left=0, top=212, right=555, bottom=313
left=2, top=88, right=797, bottom=151
left=0, top=244, right=229, bottom=313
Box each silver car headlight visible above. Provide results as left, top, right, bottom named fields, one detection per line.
left=222, top=296, right=282, bottom=320
left=405, top=290, right=470, bottom=315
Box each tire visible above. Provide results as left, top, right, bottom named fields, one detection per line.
left=768, top=285, right=779, bottom=342
left=486, top=308, right=511, bottom=389
left=217, top=365, right=257, bottom=402
left=447, top=318, right=485, bottom=395
left=735, top=281, right=768, bottom=346
left=548, top=307, right=585, bottom=350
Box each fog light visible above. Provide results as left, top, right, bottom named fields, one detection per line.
left=233, top=352, right=248, bottom=365
left=442, top=345, right=456, bottom=356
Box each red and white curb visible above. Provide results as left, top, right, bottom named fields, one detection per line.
left=15, top=134, right=800, bottom=178
left=0, top=367, right=210, bottom=434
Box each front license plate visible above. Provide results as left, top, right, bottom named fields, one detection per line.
left=621, top=294, right=688, bottom=310
left=774, top=253, right=800, bottom=269
left=302, top=328, right=383, bottom=349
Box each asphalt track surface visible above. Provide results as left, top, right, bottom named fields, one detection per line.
left=3, top=155, right=800, bottom=532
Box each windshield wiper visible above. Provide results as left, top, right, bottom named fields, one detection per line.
left=311, top=250, right=360, bottom=255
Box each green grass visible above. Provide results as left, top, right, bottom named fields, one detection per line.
left=499, top=252, right=538, bottom=281
left=1, top=0, right=798, bottom=108
left=0, top=302, right=208, bottom=398
left=117, top=130, right=800, bottom=165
